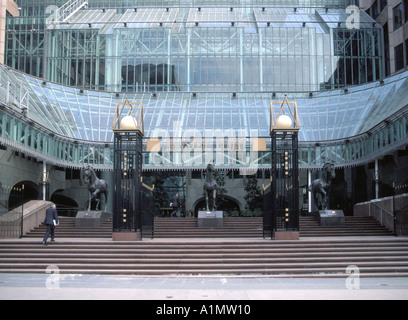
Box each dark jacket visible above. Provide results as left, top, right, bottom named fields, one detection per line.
left=43, top=207, right=59, bottom=226
left=172, top=195, right=180, bottom=208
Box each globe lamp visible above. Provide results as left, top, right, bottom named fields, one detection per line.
left=120, top=115, right=138, bottom=130
left=275, top=114, right=293, bottom=130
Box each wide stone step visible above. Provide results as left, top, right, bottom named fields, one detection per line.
left=1, top=238, right=408, bottom=277
left=2, top=255, right=408, bottom=265
left=23, top=216, right=394, bottom=238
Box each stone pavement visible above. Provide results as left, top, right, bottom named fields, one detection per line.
left=0, top=273, right=408, bottom=301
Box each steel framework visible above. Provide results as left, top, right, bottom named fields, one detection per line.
left=112, top=100, right=144, bottom=239
left=268, top=98, right=300, bottom=239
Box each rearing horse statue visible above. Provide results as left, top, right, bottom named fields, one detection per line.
left=83, top=166, right=109, bottom=212
left=308, top=163, right=336, bottom=211
left=203, top=164, right=218, bottom=212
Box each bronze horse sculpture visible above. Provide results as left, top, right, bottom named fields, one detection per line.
left=308, top=163, right=336, bottom=211
left=83, top=166, right=109, bottom=212
left=203, top=164, right=218, bottom=212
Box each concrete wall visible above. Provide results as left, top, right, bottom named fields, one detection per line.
left=22, top=200, right=52, bottom=235
left=0, top=200, right=51, bottom=238
left=0, top=147, right=71, bottom=213
left=354, top=193, right=408, bottom=234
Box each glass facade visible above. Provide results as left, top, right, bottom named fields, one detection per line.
left=1, top=1, right=407, bottom=173
left=3, top=0, right=408, bottom=222
left=6, top=1, right=380, bottom=92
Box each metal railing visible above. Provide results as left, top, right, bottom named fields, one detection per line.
left=357, top=194, right=408, bottom=236
left=0, top=185, right=24, bottom=239
left=367, top=200, right=394, bottom=229
left=55, top=0, right=88, bottom=23
left=395, top=201, right=408, bottom=237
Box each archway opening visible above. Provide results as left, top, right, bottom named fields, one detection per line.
left=50, top=190, right=79, bottom=217
left=8, top=181, right=39, bottom=210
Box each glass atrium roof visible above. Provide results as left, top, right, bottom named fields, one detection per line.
left=47, top=9, right=118, bottom=30
left=48, top=6, right=374, bottom=31
left=1, top=64, right=407, bottom=144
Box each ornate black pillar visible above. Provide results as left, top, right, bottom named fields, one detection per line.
left=112, top=100, right=144, bottom=241
left=270, top=98, right=300, bottom=240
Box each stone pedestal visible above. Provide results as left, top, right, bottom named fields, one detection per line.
left=112, top=231, right=142, bottom=241
left=75, top=211, right=112, bottom=228
left=273, top=231, right=300, bottom=240
left=198, top=211, right=223, bottom=228
left=318, top=210, right=345, bottom=227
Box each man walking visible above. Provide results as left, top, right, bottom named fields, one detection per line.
left=42, top=204, right=59, bottom=245
left=171, top=193, right=181, bottom=217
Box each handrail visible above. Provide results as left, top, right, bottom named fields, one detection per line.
left=368, top=200, right=394, bottom=217
left=365, top=199, right=395, bottom=234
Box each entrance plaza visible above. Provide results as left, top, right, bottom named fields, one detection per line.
left=0, top=0, right=408, bottom=301
left=0, top=237, right=408, bottom=301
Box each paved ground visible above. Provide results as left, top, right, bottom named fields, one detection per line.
left=1, top=273, right=408, bottom=301
left=1, top=237, right=408, bottom=303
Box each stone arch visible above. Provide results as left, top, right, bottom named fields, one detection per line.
left=8, top=180, right=39, bottom=209
left=192, top=195, right=241, bottom=217
left=50, top=189, right=79, bottom=217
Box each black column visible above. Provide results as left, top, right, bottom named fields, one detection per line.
left=271, top=130, right=299, bottom=238
left=113, top=131, right=143, bottom=235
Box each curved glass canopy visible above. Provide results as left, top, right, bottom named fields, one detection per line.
left=1, top=63, right=408, bottom=170
left=8, top=65, right=408, bottom=143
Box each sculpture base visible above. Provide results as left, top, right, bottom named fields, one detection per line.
left=75, top=211, right=112, bottom=228
left=273, top=231, right=300, bottom=240
left=112, top=231, right=142, bottom=241
left=198, top=211, right=223, bottom=228
left=317, top=210, right=345, bottom=227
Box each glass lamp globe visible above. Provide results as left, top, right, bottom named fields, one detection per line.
left=120, top=115, right=138, bottom=130
left=275, top=114, right=293, bottom=130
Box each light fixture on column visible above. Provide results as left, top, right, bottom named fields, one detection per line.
left=112, top=100, right=145, bottom=241
left=267, top=97, right=300, bottom=240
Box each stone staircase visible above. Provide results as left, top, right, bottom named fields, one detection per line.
left=299, top=216, right=395, bottom=237
left=25, top=217, right=112, bottom=239
left=0, top=238, right=407, bottom=277
left=152, top=217, right=263, bottom=238
left=24, top=215, right=394, bottom=239
left=2, top=215, right=406, bottom=277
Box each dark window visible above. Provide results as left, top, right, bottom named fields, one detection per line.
left=394, top=3, right=404, bottom=30
left=380, top=0, right=388, bottom=12
left=404, top=0, right=408, bottom=22
left=395, top=43, right=405, bottom=71
left=384, top=23, right=391, bottom=77
left=406, top=39, right=408, bottom=67
left=372, top=0, right=379, bottom=18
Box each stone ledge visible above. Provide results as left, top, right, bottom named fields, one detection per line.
left=273, top=231, right=300, bottom=240
left=112, top=232, right=142, bottom=241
